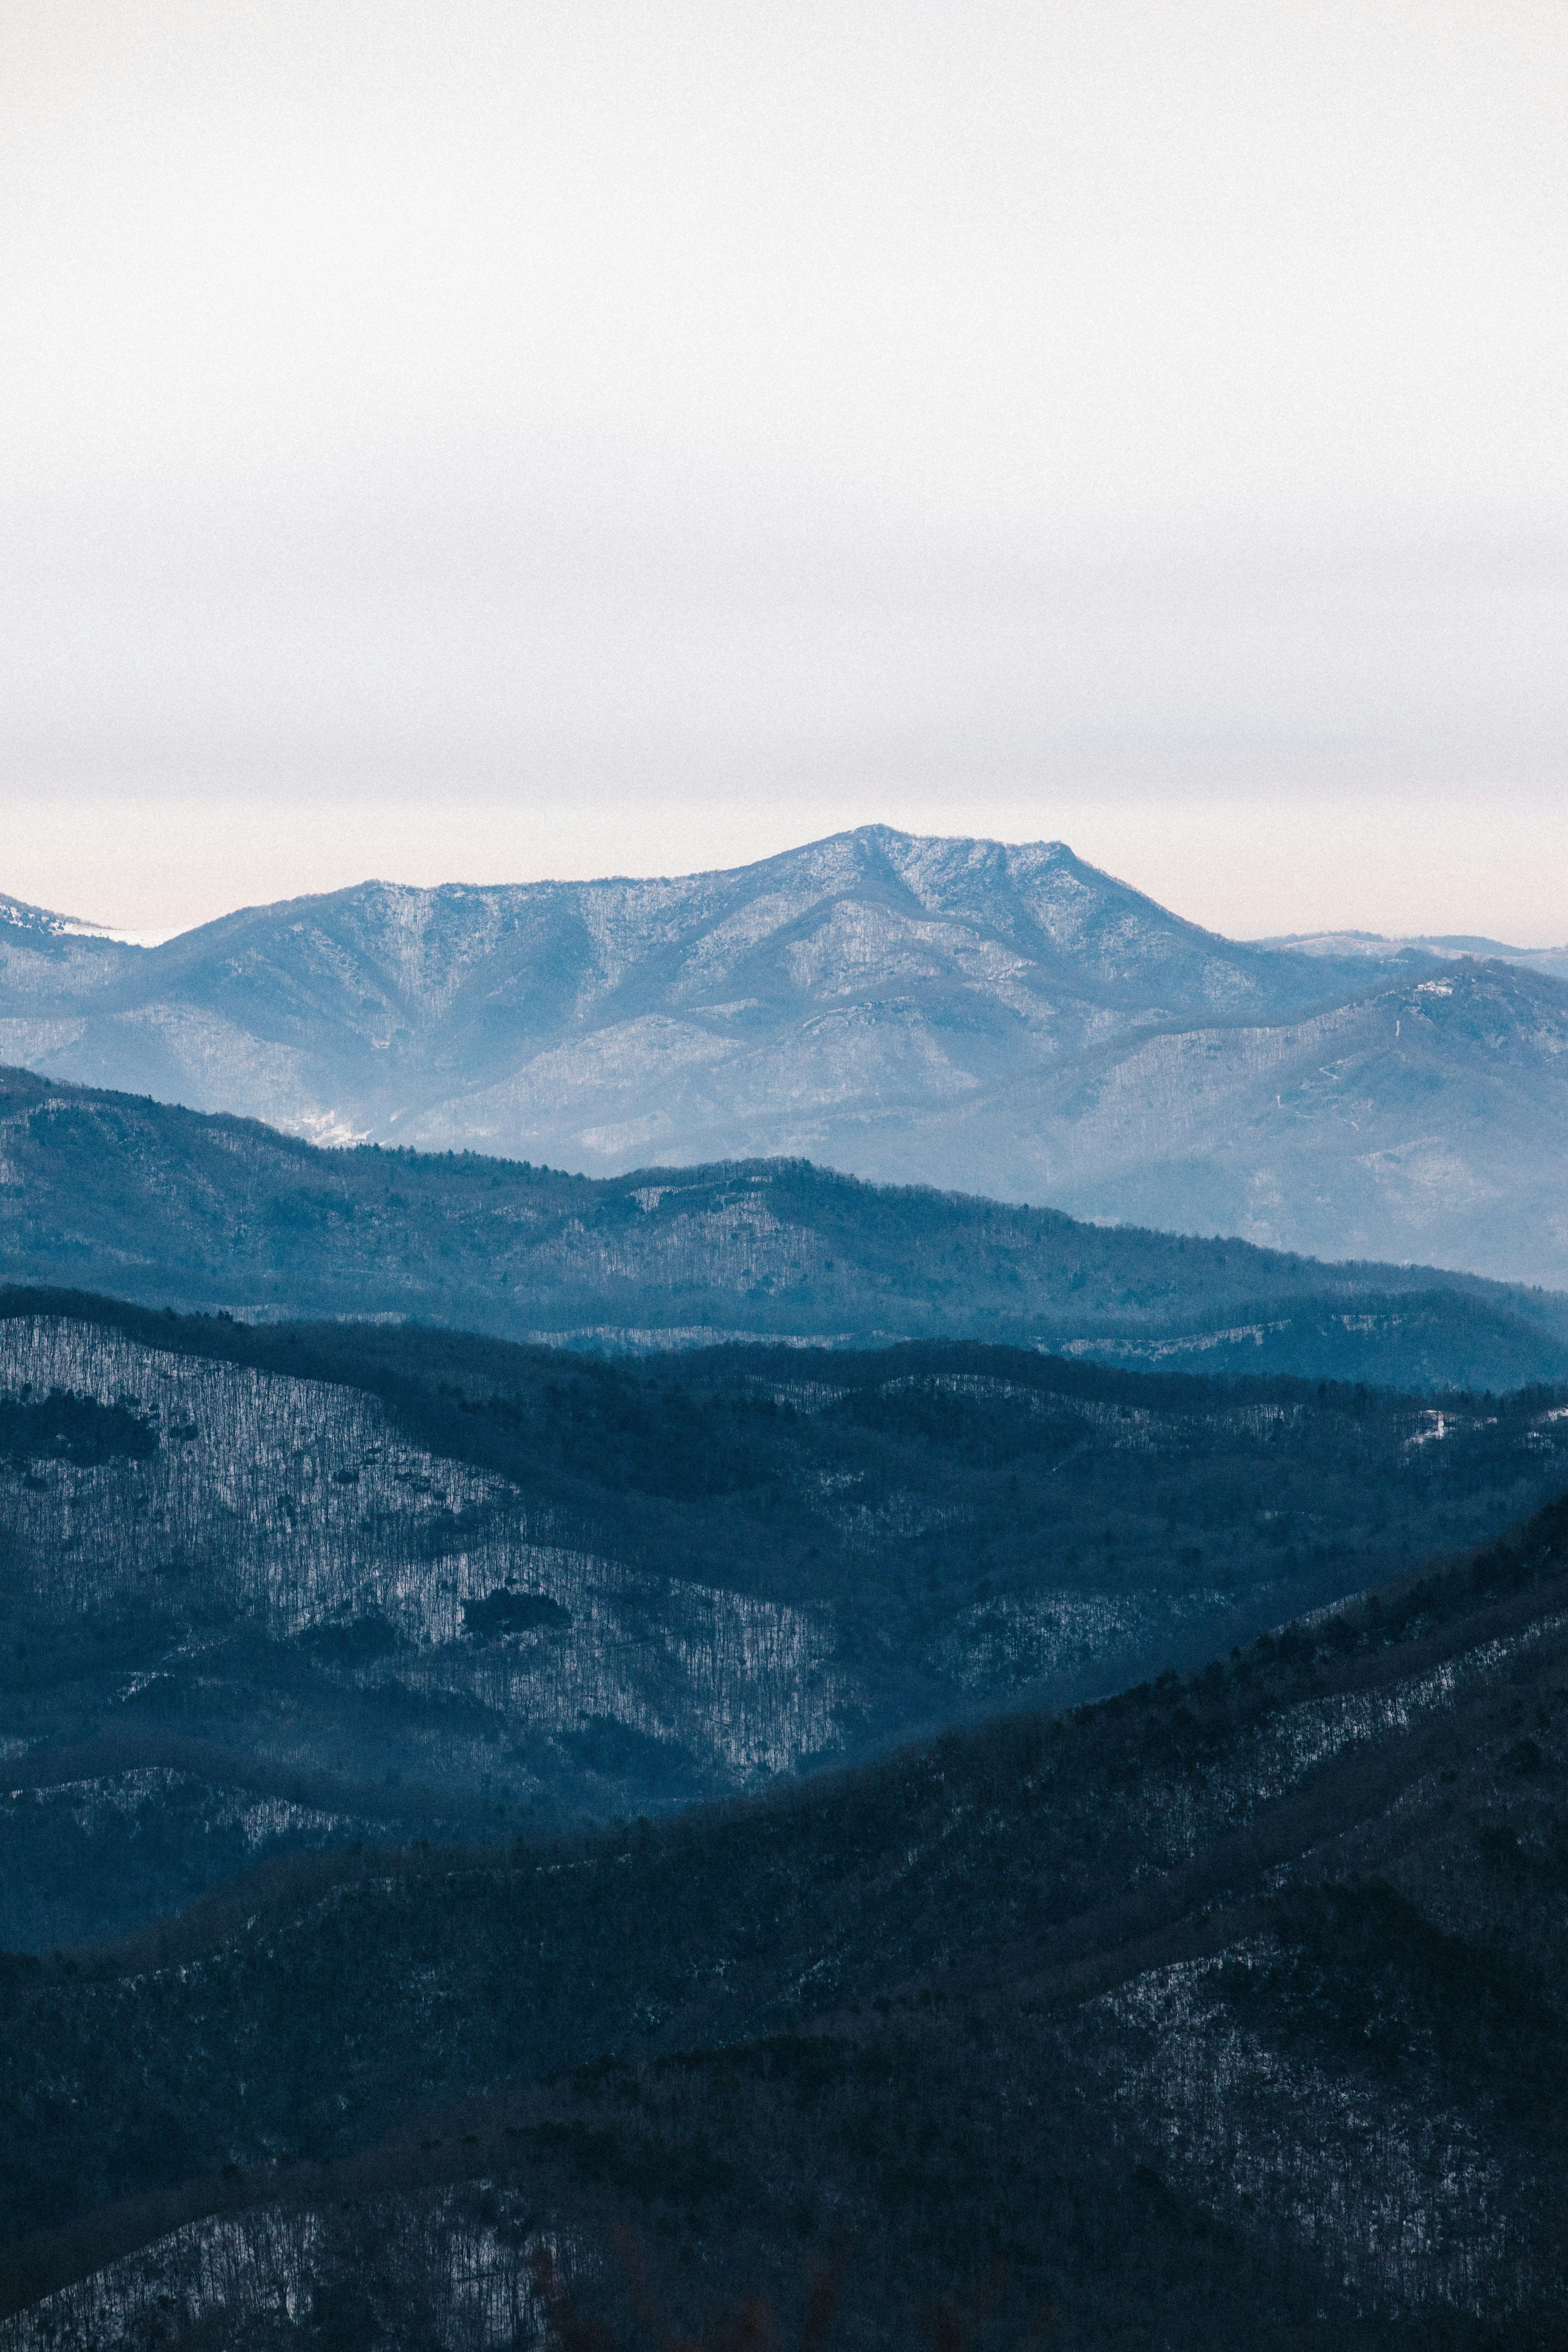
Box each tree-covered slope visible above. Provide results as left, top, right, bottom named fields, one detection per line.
left=4, top=1290, right=1568, bottom=1949
left=4, top=1493, right=1567, bottom=2347
left=5, top=1064, right=1568, bottom=1390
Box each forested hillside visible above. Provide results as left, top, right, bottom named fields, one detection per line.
left=6, top=1065, right=1568, bottom=1390
left=4, top=1290, right=1567, bottom=1950
left=3, top=1491, right=1567, bottom=2347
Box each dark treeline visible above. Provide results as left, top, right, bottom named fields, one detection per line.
left=0, top=1386, right=157, bottom=1469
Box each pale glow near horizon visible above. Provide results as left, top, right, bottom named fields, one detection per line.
left=2, top=4, right=1565, bottom=944
left=7, top=782, right=1564, bottom=951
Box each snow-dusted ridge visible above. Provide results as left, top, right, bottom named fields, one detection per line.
left=0, top=1318, right=846, bottom=1788
left=9, top=823, right=1568, bottom=1281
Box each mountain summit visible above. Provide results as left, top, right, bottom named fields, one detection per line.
left=4, top=825, right=1567, bottom=1282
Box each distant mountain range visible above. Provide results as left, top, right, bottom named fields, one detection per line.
left=6, top=825, right=1567, bottom=1283
left=6, top=1064, right=1568, bottom=1389
left=1262, top=925, right=1568, bottom=979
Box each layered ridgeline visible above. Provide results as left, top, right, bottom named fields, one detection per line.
left=4, top=1293, right=1568, bottom=1949
left=1262, top=924, right=1568, bottom=980
left=6, top=1065, right=1568, bottom=1390
left=6, top=826, right=1568, bottom=1283
left=4, top=1493, right=1568, bottom=2348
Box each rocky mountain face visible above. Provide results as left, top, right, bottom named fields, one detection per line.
left=10, top=825, right=1567, bottom=1283
left=7, top=1064, right=1568, bottom=1391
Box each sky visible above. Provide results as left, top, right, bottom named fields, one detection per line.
left=2, top=1, right=1565, bottom=943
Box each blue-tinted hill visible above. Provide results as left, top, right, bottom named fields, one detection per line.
left=9, top=825, right=1568, bottom=1282
left=4, top=1060, right=1568, bottom=1389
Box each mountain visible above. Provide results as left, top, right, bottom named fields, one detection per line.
left=4, top=1491, right=1567, bottom=2347
left=10, top=825, right=1568, bottom=1283
left=7, top=1064, right=1568, bottom=1391
left=11, top=1289, right=1568, bottom=1950
left=1261, top=925, right=1568, bottom=982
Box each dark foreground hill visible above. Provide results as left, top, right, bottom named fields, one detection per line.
left=3, top=1491, right=1567, bottom=2348
left=6, top=1064, right=1568, bottom=1391
left=6, top=1287, right=1568, bottom=1949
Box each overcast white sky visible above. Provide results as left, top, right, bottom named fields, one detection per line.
left=2, top=2, right=1565, bottom=940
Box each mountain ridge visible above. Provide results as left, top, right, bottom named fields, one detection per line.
left=6, top=1063, right=1568, bottom=1390
left=14, top=1281, right=1568, bottom=1954
left=1259, top=923, right=1568, bottom=979
left=20, top=824, right=1568, bottom=1281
